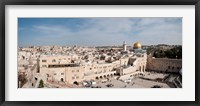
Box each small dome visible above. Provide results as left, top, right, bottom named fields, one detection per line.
left=133, top=42, right=142, bottom=49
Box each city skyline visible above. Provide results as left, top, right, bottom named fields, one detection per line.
left=18, top=18, right=182, bottom=47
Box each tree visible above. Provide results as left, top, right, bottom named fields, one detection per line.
left=151, top=46, right=182, bottom=59
left=38, top=79, right=44, bottom=88
left=153, top=52, right=157, bottom=58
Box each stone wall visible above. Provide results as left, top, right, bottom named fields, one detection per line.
left=147, top=57, right=182, bottom=73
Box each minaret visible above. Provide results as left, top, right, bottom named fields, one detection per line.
left=123, top=41, right=127, bottom=51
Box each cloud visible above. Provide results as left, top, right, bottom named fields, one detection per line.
left=133, top=18, right=182, bottom=45
left=19, top=18, right=182, bottom=46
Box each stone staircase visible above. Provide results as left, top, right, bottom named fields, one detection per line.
left=163, top=74, right=182, bottom=88
left=173, top=76, right=182, bottom=88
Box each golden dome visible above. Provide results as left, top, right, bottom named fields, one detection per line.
left=133, top=42, right=142, bottom=49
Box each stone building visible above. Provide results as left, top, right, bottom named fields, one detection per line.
left=147, top=56, right=182, bottom=73
left=38, top=42, right=148, bottom=84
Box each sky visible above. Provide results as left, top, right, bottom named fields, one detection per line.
left=18, top=18, right=182, bottom=47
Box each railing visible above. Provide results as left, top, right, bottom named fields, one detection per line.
left=48, top=63, right=80, bottom=68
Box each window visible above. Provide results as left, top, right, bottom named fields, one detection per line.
left=90, top=68, right=92, bottom=70
left=76, top=70, right=79, bottom=72
left=76, top=76, right=79, bottom=79
left=52, top=59, right=56, bottom=62
left=72, top=70, right=75, bottom=73
left=61, top=73, right=64, bottom=75
left=61, top=78, right=64, bottom=82
left=42, top=65, right=47, bottom=67
left=72, top=77, right=75, bottom=79
left=68, top=58, right=70, bottom=60
left=168, top=66, right=170, bottom=69
left=54, top=73, right=57, bottom=75
left=42, top=60, right=46, bottom=62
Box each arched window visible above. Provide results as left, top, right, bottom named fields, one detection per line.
left=139, top=66, right=142, bottom=71
left=52, top=59, right=56, bottom=62
left=110, top=74, right=113, bottom=77
left=61, top=78, right=64, bottom=82
left=73, top=81, right=78, bottom=85
left=143, top=66, right=145, bottom=72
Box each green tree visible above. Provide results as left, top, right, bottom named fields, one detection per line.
left=38, top=79, right=44, bottom=88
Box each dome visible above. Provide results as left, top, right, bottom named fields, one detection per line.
left=133, top=42, right=142, bottom=49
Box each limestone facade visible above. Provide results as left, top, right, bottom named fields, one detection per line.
left=39, top=53, right=147, bottom=84
left=147, top=57, right=182, bottom=73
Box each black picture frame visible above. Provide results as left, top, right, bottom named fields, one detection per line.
left=0, top=0, right=200, bottom=106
